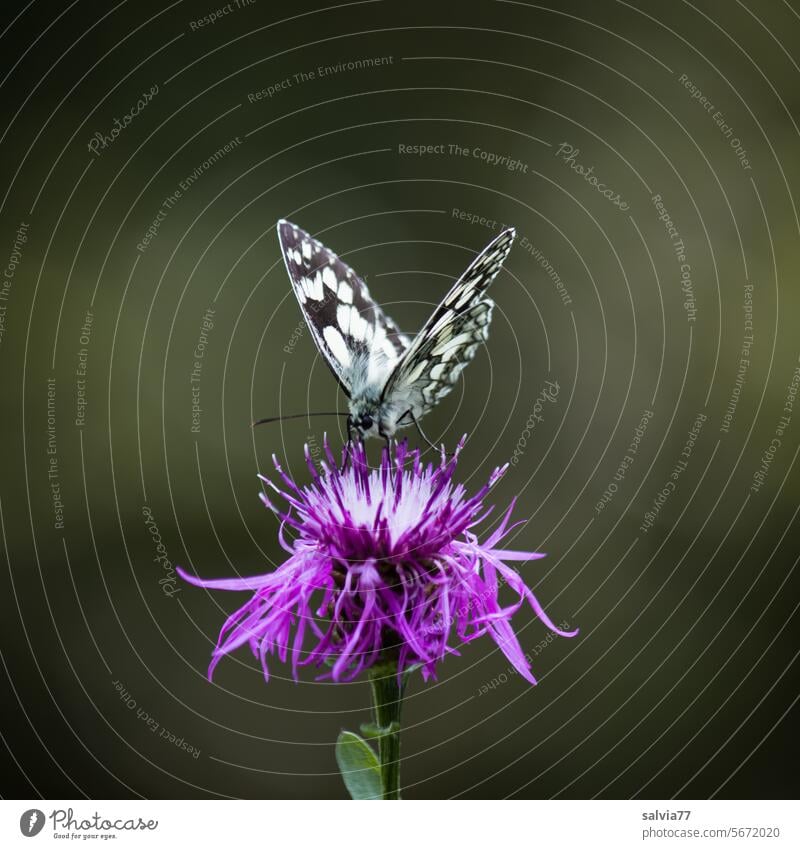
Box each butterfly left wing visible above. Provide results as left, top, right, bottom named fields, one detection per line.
left=381, top=227, right=515, bottom=421
left=277, top=220, right=411, bottom=396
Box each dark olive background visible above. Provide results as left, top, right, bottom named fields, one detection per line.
left=1, top=0, right=798, bottom=800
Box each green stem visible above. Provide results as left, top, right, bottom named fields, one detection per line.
left=368, top=660, right=405, bottom=799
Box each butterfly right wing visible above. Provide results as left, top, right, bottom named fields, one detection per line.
left=381, top=227, right=516, bottom=418
left=277, top=220, right=411, bottom=397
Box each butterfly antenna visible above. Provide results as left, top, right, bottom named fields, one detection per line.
left=252, top=411, right=349, bottom=427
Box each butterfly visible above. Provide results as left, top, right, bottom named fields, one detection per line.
left=273, top=219, right=516, bottom=444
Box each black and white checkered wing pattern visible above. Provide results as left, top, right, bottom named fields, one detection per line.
left=382, top=227, right=515, bottom=417
left=277, top=220, right=411, bottom=397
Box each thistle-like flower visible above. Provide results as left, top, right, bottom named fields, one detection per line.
left=179, top=438, right=576, bottom=684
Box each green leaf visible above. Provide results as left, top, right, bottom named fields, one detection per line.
left=335, top=731, right=383, bottom=800
left=359, top=720, right=401, bottom=739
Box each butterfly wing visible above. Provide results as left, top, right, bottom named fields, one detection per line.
left=277, top=220, right=411, bottom=397
left=382, top=227, right=515, bottom=419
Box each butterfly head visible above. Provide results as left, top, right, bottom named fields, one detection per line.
left=348, top=396, right=383, bottom=440
left=348, top=410, right=380, bottom=440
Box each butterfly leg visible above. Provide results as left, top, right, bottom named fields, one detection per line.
left=341, top=419, right=357, bottom=471
left=377, top=425, right=396, bottom=482
left=407, top=410, right=454, bottom=457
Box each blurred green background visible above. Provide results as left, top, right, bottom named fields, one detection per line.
left=1, top=0, right=798, bottom=799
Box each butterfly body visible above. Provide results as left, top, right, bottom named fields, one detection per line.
left=276, top=219, right=515, bottom=441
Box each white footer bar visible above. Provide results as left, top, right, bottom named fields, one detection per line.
left=2, top=799, right=796, bottom=848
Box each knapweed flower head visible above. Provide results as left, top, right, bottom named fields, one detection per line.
left=179, top=438, right=576, bottom=684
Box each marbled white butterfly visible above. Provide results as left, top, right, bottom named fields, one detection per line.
left=272, top=219, right=516, bottom=443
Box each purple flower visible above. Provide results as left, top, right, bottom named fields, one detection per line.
left=178, top=438, right=576, bottom=684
